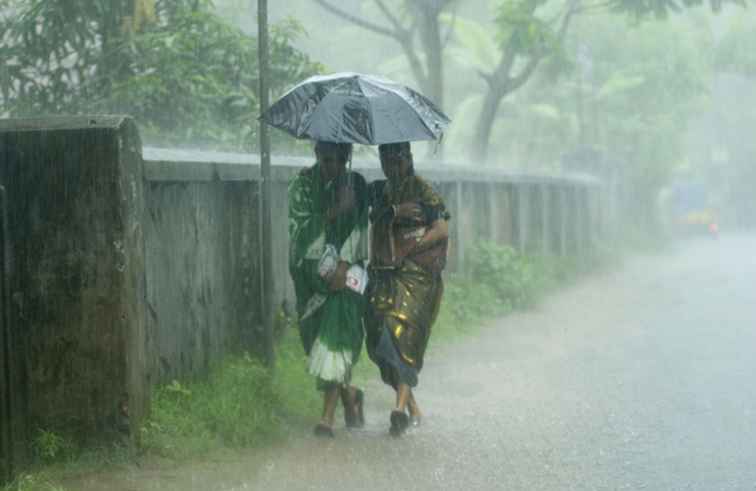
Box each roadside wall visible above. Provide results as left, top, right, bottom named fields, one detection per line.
left=143, top=148, right=603, bottom=369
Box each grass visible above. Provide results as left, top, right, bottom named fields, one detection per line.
left=0, top=473, right=66, bottom=491
left=140, top=336, right=320, bottom=459
left=2, top=242, right=612, bottom=490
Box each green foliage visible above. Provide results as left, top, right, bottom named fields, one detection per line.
left=432, top=242, right=592, bottom=340
left=30, top=431, right=75, bottom=464
left=0, top=0, right=323, bottom=151
left=495, top=0, right=560, bottom=56
left=714, top=15, right=756, bottom=76
left=0, top=474, right=66, bottom=491
left=141, top=353, right=279, bottom=457
left=468, top=242, right=543, bottom=308
left=610, top=0, right=747, bottom=19
left=141, top=328, right=318, bottom=459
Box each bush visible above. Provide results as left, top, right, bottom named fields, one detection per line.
left=30, top=431, right=75, bottom=464
left=432, top=242, right=599, bottom=340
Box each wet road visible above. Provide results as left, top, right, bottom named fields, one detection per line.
left=70, top=236, right=756, bottom=490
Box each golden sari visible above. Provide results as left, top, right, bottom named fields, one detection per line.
left=366, top=175, right=449, bottom=387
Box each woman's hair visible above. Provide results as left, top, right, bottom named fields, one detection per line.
left=315, top=141, right=353, bottom=162
left=378, top=142, right=411, bottom=160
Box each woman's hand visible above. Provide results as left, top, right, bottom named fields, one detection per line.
left=394, top=202, right=424, bottom=221
left=327, top=261, right=350, bottom=291
left=416, top=219, right=449, bottom=250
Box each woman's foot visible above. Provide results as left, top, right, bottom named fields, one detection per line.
left=389, top=410, right=409, bottom=437
left=340, top=387, right=365, bottom=429
left=407, top=391, right=422, bottom=428
left=313, top=423, right=335, bottom=438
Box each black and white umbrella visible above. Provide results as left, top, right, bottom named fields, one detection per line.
left=261, top=72, right=450, bottom=145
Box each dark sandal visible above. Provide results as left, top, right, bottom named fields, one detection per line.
left=313, top=423, right=335, bottom=438
left=389, top=410, right=409, bottom=437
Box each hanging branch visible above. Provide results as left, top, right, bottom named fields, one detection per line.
left=313, top=0, right=430, bottom=94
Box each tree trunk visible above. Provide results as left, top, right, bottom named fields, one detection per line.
left=472, top=86, right=506, bottom=163
left=418, top=10, right=443, bottom=109
left=418, top=8, right=445, bottom=158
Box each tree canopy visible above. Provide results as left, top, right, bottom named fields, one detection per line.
left=0, top=0, right=323, bottom=150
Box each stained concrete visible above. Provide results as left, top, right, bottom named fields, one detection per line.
left=0, top=116, right=147, bottom=450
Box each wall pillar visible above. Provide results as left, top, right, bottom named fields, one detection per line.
left=455, top=181, right=466, bottom=271
left=488, top=182, right=500, bottom=243
left=517, top=184, right=530, bottom=253
left=541, top=184, right=551, bottom=255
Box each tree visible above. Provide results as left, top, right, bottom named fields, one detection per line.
left=312, top=0, right=747, bottom=163
left=471, top=0, right=579, bottom=162
left=469, top=0, right=747, bottom=162
left=709, top=14, right=756, bottom=227
left=0, top=0, right=323, bottom=151
left=312, top=0, right=458, bottom=111
left=611, top=0, right=747, bottom=18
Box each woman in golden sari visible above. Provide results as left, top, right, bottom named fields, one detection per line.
left=366, top=142, right=450, bottom=437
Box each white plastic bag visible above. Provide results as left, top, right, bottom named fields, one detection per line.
left=318, top=244, right=339, bottom=279
left=344, top=264, right=369, bottom=295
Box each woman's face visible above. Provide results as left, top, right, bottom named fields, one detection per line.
left=380, top=153, right=411, bottom=182
left=318, top=151, right=347, bottom=183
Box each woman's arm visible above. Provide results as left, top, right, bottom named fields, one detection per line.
left=417, top=218, right=449, bottom=250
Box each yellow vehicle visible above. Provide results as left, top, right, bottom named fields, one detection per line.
left=670, top=182, right=719, bottom=238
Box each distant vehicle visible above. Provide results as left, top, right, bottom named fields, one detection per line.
left=668, top=181, right=719, bottom=238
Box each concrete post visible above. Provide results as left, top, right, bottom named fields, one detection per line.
left=582, top=187, right=594, bottom=255
left=0, top=185, right=12, bottom=483
left=0, top=116, right=148, bottom=447
left=541, top=184, right=551, bottom=255
left=500, top=185, right=514, bottom=247
left=517, top=184, right=530, bottom=253
left=575, top=186, right=589, bottom=258
left=488, top=182, right=499, bottom=244
left=455, top=181, right=465, bottom=272
left=560, top=186, right=569, bottom=257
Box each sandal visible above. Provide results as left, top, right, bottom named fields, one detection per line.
left=313, top=423, right=335, bottom=438
left=389, top=410, right=409, bottom=437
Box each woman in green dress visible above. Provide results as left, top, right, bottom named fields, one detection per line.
left=288, top=141, right=369, bottom=437
left=366, top=142, right=450, bottom=437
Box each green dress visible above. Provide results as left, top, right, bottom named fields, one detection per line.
left=288, top=164, right=369, bottom=387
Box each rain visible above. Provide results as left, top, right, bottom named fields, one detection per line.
left=1, top=1, right=756, bottom=490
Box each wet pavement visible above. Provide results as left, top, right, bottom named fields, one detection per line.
left=67, top=236, right=756, bottom=490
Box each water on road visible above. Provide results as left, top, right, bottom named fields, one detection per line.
left=67, top=236, right=756, bottom=490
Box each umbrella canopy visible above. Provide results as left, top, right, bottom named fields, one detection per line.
left=261, top=72, right=450, bottom=145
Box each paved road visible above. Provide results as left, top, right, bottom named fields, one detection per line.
left=69, top=236, right=756, bottom=490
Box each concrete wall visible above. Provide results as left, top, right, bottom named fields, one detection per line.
left=144, top=180, right=262, bottom=384
left=1, top=185, right=14, bottom=482
left=143, top=148, right=603, bottom=332
left=0, top=117, right=147, bottom=456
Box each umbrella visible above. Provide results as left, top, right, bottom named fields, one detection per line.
left=261, top=72, right=450, bottom=145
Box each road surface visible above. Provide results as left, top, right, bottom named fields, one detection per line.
left=67, top=236, right=756, bottom=490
